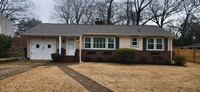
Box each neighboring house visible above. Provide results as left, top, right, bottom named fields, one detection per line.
left=22, top=23, right=174, bottom=63
left=0, top=13, right=15, bottom=37
left=182, top=43, right=200, bottom=49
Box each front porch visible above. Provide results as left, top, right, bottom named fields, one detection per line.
left=57, top=36, right=82, bottom=63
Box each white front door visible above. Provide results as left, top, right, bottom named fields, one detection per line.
left=66, top=38, right=76, bottom=56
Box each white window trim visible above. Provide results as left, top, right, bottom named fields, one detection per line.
left=84, top=36, right=116, bottom=50
left=130, top=37, right=139, bottom=47
left=146, top=38, right=164, bottom=51
left=84, top=36, right=92, bottom=49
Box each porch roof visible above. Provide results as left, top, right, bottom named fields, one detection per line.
left=22, top=23, right=174, bottom=37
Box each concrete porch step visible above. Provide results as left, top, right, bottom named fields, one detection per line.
left=61, top=56, right=78, bottom=63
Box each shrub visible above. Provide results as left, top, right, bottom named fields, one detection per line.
left=173, top=55, right=186, bottom=66
left=0, top=34, right=12, bottom=57
left=51, top=53, right=61, bottom=62
left=115, top=48, right=137, bottom=64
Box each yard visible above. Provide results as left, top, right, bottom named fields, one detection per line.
left=0, top=61, right=88, bottom=92
left=0, top=60, right=49, bottom=80
left=68, top=62, right=200, bottom=92
left=0, top=61, right=200, bottom=92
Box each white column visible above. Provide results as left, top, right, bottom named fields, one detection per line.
left=79, top=36, right=82, bottom=62
left=59, top=36, right=61, bottom=55
left=170, top=37, right=173, bottom=60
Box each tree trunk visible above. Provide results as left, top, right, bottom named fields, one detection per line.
left=107, top=0, right=113, bottom=25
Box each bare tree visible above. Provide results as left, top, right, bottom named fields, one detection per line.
left=107, top=0, right=113, bottom=25
left=53, top=0, right=93, bottom=24
left=126, top=0, right=131, bottom=25
left=0, top=0, right=33, bottom=23
left=131, top=0, right=153, bottom=25
left=149, top=0, right=182, bottom=27
left=179, top=0, right=200, bottom=38
left=94, top=0, right=109, bottom=24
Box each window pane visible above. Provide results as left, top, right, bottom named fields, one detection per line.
left=48, top=45, right=51, bottom=48
left=157, top=39, right=162, bottom=43
left=108, top=38, right=114, bottom=42
left=132, top=42, right=137, bottom=45
left=148, top=44, right=154, bottom=49
left=36, top=44, right=40, bottom=48
left=132, top=38, right=137, bottom=41
left=85, top=43, right=91, bottom=48
left=108, top=44, right=114, bottom=48
left=85, top=37, right=90, bottom=42
left=157, top=44, right=163, bottom=49
left=148, top=38, right=154, bottom=43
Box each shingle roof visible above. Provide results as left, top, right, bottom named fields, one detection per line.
left=22, top=23, right=174, bottom=36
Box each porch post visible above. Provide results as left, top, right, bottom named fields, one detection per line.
left=79, top=36, right=82, bottom=62
left=59, top=36, right=61, bottom=55
left=170, top=37, right=173, bottom=60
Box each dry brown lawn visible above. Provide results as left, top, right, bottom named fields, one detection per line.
left=0, top=66, right=88, bottom=92
left=0, top=60, right=49, bottom=80
left=68, top=62, right=200, bottom=92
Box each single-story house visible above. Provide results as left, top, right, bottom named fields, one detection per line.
left=22, top=23, right=174, bottom=63
left=0, top=13, right=15, bottom=37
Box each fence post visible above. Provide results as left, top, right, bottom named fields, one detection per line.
left=178, top=49, right=180, bottom=55
left=193, top=49, right=196, bottom=62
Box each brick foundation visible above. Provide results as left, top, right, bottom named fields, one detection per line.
left=81, top=49, right=171, bottom=64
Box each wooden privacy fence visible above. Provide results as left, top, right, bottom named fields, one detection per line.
left=12, top=37, right=27, bottom=51
left=173, top=49, right=200, bottom=63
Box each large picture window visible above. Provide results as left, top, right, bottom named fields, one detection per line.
left=147, top=38, right=164, bottom=51
left=93, top=37, right=106, bottom=48
left=84, top=36, right=115, bottom=49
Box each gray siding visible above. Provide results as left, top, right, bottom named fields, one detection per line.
left=0, top=13, right=15, bottom=37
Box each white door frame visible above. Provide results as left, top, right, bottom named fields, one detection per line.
left=66, top=37, right=76, bottom=56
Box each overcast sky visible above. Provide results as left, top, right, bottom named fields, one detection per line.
left=32, top=0, right=54, bottom=23
left=31, top=0, right=123, bottom=23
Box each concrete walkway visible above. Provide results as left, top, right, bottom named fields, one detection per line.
left=58, top=65, right=112, bottom=92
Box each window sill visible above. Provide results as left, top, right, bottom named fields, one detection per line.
left=130, top=45, right=139, bottom=47
left=84, top=48, right=116, bottom=50
left=146, top=49, right=164, bottom=51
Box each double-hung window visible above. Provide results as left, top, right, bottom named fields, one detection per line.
left=131, top=37, right=138, bottom=46
left=147, top=38, right=164, bottom=51
left=84, top=36, right=115, bottom=49
left=108, top=37, right=115, bottom=49
left=85, top=37, right=91, bottom=48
